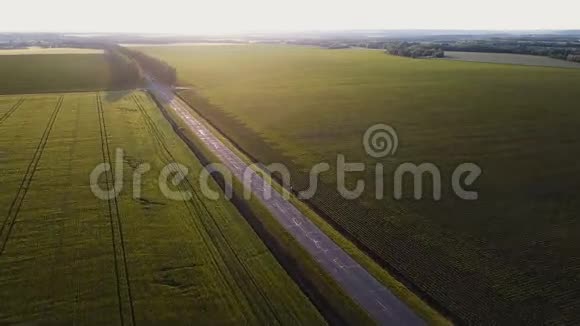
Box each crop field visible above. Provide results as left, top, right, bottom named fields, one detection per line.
left=138, top=44, right=580, bottom=324
left=120, top=43, right=246, bottom=47
left=444, top=51, right=580, bottom=69
left=0, top=47, right=104, bottom=55
left=0, top=54, right=115, bottom=95
left=0, top=91, right=325, bottom=324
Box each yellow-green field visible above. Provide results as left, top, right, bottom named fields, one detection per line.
left=0, top=91, right=325, bottom=324
left=0, top=53, right=139, bottom=95
left=138, top=44, right=580, bottom=324
left=0, top=47, right=104, bottom=55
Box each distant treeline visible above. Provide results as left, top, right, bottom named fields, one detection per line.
left=385, top=42, right=444, bottom=58
left=99, top=45, right=178, bottom=89
left=286, top=37, right=580, bottom=63
left=568, top=54, right=580, bottom=63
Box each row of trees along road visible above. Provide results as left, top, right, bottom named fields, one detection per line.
left=114, top=45, right=178, bottom=85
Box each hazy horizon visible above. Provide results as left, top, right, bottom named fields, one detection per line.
left=2, top=0, right=580, bottom=34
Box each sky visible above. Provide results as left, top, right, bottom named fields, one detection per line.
left=2, top=0, right=580, bottom=34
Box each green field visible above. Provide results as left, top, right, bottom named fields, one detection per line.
left=0, top=54, right=121, bottom=95
left=0, top=91, right=325, bottom=324
left=139, top=44, right=580, bottom=324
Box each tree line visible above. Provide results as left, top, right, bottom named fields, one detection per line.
left=287, top=37, right=580, bottom=63
left=385, top=42, right=444, bottom=59
left=567, top=54, right=580, bottom=63
left=103, top=46, right=142, bottom=88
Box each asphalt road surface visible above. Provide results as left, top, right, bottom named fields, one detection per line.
left=147, top=80, right=424, bottom=325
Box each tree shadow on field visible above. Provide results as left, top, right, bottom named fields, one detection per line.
left=104, top=49, right=143, bottom=102
left=105, top=90, right=132, bottom=103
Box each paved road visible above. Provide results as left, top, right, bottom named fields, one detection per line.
left=147, top=80, right=424, bottom=325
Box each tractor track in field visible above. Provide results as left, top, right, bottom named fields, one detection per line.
left=132, top=94, right=282, bottom=324
left=0, top=98, right=25, bottom=126
left=96, top=94, right=136, bottom=326
left=0, top=96, right=63, bottom=255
